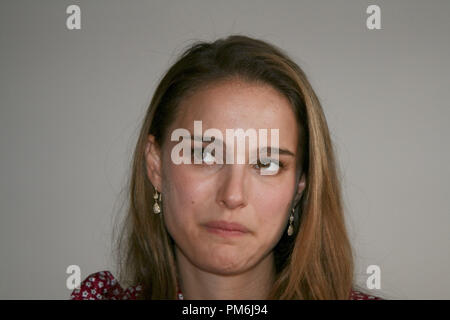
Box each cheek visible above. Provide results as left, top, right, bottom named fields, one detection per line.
left=253, top=181, right=295, bottom=237
left=161, top=163, right=212, bottom=235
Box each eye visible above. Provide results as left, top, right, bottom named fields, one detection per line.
left=192, top=148, right=217, bottom=165
left=255, top=158, right=283, bottom=175
left=202, top=150, right=216, bottom=164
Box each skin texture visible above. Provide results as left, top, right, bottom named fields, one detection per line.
left=145, top=79, right=306, bottom=299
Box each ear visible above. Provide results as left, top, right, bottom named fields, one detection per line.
left=144, top=134, right=162, bottom=192
left=293, top=173, right=306, bottom=206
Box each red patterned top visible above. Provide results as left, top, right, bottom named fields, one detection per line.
left=70, top=271, right=382, bottom=300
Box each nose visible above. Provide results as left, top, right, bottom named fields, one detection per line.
left=216, top=164, right=248, bottom=210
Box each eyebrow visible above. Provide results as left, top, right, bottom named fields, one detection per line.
left=259, top=146, right=295, bottom=157
left=187, top=135, right=295, bottom=157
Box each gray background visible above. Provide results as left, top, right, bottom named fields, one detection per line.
left=1, top=0, right=449, bottom=299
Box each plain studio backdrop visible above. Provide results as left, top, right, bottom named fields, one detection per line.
left=1, top=0, right=449, bottom=299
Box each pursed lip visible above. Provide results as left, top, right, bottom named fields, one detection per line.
left=203, top=220, right=250, bottom=234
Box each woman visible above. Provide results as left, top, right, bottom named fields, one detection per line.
left=71, top=35, right=381, bottom=300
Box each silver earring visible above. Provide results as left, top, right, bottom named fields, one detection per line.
left=287, top=208, right=294, bottom=236
left=153, top=188, right=161, bottom=214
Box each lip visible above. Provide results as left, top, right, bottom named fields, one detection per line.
left=203, top=220, right=250, bottom=237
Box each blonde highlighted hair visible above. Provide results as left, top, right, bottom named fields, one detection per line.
left=115, top=35, right=354, bottom=299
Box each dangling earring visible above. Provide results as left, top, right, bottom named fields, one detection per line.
left=153, top=188, right=161, bottom=214
left=287, top=207, right=294, bottom=236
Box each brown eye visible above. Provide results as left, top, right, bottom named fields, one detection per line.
left=191, top=148, right=216, bottom=165
left=202, top=149, right=216, bottom=164
left=256, top=159, right=270, bottom=168
left=255, top=158, right=283, bottom=175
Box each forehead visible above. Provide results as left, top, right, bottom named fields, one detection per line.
left=170, top=79, right=299, bottom=150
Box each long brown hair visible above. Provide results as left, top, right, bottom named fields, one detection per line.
left=114, top=34, right=354, bottom=299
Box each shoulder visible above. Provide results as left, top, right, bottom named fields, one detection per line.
left=349, top=289, right=383, bottom=300
left=70, top=270, right=142, bottom=300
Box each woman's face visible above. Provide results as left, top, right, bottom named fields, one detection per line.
left=146, top=79, right=305, bottom=275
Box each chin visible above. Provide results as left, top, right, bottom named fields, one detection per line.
left=200, top=251, right=251, bottom=275
left=203, top=262, right=248, bottom=276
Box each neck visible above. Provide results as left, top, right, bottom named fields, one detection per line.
left=175, top=246, right=276, bottom=300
